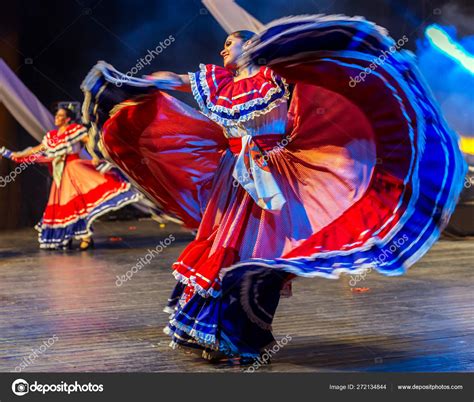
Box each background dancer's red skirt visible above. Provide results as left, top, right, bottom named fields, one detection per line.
left=36, top=153, right=140, bottom=249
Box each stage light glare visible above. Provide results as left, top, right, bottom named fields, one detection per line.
left=425, top=24, right=474, bottom=74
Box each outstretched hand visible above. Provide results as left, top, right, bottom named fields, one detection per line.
left=0, top=147, right=13, bottom=159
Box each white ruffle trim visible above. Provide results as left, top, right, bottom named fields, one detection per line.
left=171, top=268, right=222, bottom=298
left=189, top=64, right=290, bottom=126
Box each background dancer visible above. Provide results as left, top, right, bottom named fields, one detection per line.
left=0, top=106, right=140, bottom=249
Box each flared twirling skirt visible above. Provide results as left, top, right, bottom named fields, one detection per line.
left=81, top=14, right=467, bottom=357
left=36, top=155, right=140, bottom=249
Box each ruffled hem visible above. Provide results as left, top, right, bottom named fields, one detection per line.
left=36, top=187, right=140, bottom=249
left=167, top=320, right=217, bottom=347
left=163, top=284, right=221, bottom=351
left=171, top=245, right=240, bottom=298
left=171, top=269, right=222, bottom=298
left=164, top=300, right=271, bottom=359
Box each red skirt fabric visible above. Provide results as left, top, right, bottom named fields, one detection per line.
left=101, top=84, right=377, bottom=297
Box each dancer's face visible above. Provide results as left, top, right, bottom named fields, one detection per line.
left=55, top=109, right=71, bottom=127
left=220, top=35, right=246, bottom=70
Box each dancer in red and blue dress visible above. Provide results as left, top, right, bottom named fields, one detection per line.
left=0, top=107, right=140, bottom=250
left=82, top=15, right=467, bottom=361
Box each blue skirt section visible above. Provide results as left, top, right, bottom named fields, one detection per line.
left=165, top=268, right=289, bottom=358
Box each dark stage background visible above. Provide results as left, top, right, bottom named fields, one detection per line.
left=0, top=0, right=473, bottom=229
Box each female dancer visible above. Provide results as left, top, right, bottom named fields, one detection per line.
left=1, top=106, right=140, bottom=249
left=82, top=15, right=466, bottom=361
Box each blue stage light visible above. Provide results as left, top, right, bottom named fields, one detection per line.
left=425, top=24, right=474, bottom=74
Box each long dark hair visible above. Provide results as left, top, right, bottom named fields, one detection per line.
left=230, top=30, right=256, bottom=43
left=56, top=106, right=76, bottom=123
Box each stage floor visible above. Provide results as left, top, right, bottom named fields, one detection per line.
left=0, top=219, right=473, bottom=372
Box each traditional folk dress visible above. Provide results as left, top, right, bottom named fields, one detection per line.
left=82, top=15, right=467, bottom=358
left=1, top=123, right=140, bottom=249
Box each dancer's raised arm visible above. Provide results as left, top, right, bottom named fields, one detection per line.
left=145, top=71, right=191, bottom=92
left=10, top=143, right=45, bottom=159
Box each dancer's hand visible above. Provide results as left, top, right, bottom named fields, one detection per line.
left=0, top=147, right=17, bottom=160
